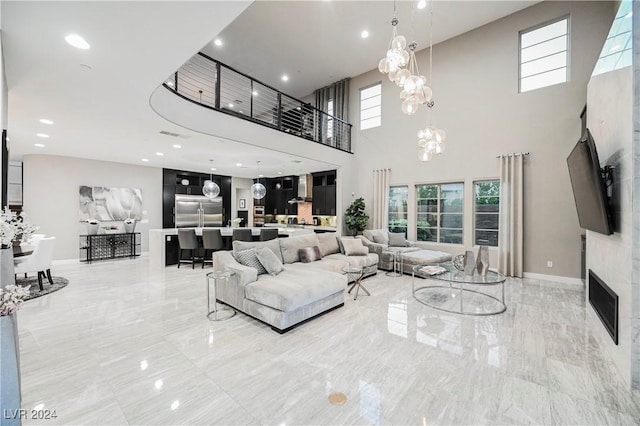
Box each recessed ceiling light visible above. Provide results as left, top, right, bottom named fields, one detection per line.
left=361, top=30, right=369, bottom=39
left=39, top=119, right=54, bottom=125
left=141, top=158, right=149, bottom=162
left=214, top=38, right=223, bottom=47
left=281, top=75, right=289, bottom=82
left=65, top=34, right=90, bottom=50
left=277, top=171, right=283, bottom=175
left=417, top=0, right=427, bottom=10
left=236, top=163, right=242, bottom=167
left=172, top=144, right=182, bottom=149
left=34, top=143, right=45, bottom=148
left=252, top=91, right=258, bottom=96
left=259, top=174, right=264, bottom=177
left=166, top=81, right=175, bottom=87
left=36, top=133, right=49, bottom=138
left=210, top=167, right=216, bottom=171
left=156, top=152, right=164, bottom=156
left=228, top=103, right=234, bottom=108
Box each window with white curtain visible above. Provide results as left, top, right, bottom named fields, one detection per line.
left=519, top=17, right=569, bottom=93
left=416, top=183, right=464, bottom=244
left=474, top=180, right=500, bottom=247
left=388, top=186, right=408, bottom=235
left=360, top=83, right=382, bottom=130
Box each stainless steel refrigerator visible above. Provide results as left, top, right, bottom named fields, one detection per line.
left=174, top=194, right=223, bottom=228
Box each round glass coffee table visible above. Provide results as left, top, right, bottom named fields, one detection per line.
left=412, top=262, right=506, bottom=316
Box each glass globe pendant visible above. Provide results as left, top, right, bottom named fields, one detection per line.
left=251, top=160, right=266, bottom=200
left=202, top=160, right=220, bottom=199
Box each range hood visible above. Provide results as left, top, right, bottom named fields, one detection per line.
left=288, top=174, right=313, bottom=204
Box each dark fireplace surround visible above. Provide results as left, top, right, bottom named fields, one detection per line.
left=588, top=269, right=618, bottom=345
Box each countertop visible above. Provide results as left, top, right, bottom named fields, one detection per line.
left=263, top=223, right=337, bottom=232
left=149, top=227, right=315, bottom=237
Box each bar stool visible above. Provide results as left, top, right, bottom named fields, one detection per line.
left=259, top=228, right=279, bottom=241
left=177, top=229, right=201, bottom=269
left=202, top=229, right=224, bottom=269
left=232, top=228, right=253, bottom=242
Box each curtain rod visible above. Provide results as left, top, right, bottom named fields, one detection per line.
left=496, top=152, right=530, bottom=158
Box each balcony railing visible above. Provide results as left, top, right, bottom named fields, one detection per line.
left=163, top=52, right=352, bottom=153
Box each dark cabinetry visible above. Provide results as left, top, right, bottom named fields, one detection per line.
left=163, top=168, right=232, bottom=228
left=263, top=176, right=298, bottom=215
left=312, top=170, right=336, bottom=215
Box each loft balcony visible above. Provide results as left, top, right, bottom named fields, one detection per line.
left=163, top=53, right=352, bottom=153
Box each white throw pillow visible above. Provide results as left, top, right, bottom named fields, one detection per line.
left=340, top=238, right=369, bottom=256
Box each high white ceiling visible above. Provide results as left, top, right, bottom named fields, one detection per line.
left=2, top=1, right=538, bottom=178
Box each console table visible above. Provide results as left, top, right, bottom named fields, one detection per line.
left=79, top=233, right=141, bottom=263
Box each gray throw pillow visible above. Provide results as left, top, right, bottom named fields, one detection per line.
left=256, top=247, right=284, bottom=276
left=388, top=232, right=409, bottom=247
left=299, top=246, right=322, bottom=263
left=371, top=229, right=389, bottom=245
left=317, top=233, right=340, bottom=256
left=340, top=238, right=369, bottom=256
left=235, top=248, right=267, bottom=275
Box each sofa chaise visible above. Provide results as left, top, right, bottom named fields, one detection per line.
left=213, top=233, right=378, bottom=333
left=357, top=229, right=452, bottom=274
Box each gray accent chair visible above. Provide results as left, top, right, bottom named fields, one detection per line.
left=232, top=228, right=253, bottom=242
left=259, top=228, right=279, bottom=241
left=177, top=229, right=201, bottom=269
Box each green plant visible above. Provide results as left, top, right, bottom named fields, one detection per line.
left=344, top=197, right=369, bottom=235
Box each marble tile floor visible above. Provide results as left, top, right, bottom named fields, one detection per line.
left=15, top=257, right=640, bottom=425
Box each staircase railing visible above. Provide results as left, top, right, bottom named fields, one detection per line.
left=163, top=52, right=352, bottom=153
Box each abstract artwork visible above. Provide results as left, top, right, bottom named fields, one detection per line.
left=79, top=186, right=143, bottom=221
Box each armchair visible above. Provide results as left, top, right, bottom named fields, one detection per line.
left=357, top=229, right=420, bottom=271
left=14, top=237, right=56, bottom=290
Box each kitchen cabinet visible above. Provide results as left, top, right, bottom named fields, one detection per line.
left=312, top=170, right=336, bottom=215
left=264, top=177, right=298, bottom=215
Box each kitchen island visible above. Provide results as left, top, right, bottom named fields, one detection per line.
left=149, top=227, right=316, bottom=269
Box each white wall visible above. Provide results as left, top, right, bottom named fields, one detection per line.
left=232, top=177, right=253, bottom=226
left=343, top=1, right=614, bottom=278
left=22, top=155, right=162, bottom=260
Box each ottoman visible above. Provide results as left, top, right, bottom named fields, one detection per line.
left=398, top=249, right=453, bottom=274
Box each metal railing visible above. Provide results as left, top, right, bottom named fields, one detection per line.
left=163, top=52, right=352, bottom=153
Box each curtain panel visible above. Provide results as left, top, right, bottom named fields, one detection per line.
left=498, top=154, right=524, bottom=277
left=372, top=169, right=391, bottom=229
left=314, top=78, right=350, bottom=122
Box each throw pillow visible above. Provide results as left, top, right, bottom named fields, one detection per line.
left=317, top=233, right=340, bottom=256
left=371, top=229, right=390, bottom=246
left=280, top=234, right=321, bottom=264
left=235, top=248, right=267, bottom=275
left=255, top=247, right=284, bottom=276
left=340, top=238, right=369, bottom=256
left=299, top=246, right=322, bottom=263
left=388, top=232, right=410, bottom=247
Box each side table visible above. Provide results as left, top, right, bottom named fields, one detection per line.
left=385, top=248, right=404, bottom=277
left=205, top=271, right=237, bottom=321
left=342, top=265, right=376, bottom=300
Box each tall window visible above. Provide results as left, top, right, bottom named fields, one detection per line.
left=520, top=17, right=569, bottom=93
left=388, top=186, right=408, bottom=235
left=474, top=181, right=500, bottom=247
left=416, top=183, right=464, bottom=244
left=326, top=99, right=334, bottom=141
left=360, top=83, right=382, bottom=130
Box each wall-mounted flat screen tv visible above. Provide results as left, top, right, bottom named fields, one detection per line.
left=567, top=128, right=613, bottom=235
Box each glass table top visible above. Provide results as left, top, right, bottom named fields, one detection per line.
left=413, top=262, right=505, bottom=285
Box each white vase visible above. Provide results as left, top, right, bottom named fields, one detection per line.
left=86, top=222, right=99, bottom=235
left=124, top=220, right=136, bottom=233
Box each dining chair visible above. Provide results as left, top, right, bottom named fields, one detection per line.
left=14, top=237, right=56, bottom=291
left=202, top=229, right=224, bottom=268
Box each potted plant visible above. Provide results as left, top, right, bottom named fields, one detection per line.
left=345, top=197, right=369, bottom=236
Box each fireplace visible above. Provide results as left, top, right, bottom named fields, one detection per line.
left=588, top=269, right=618, bottom=344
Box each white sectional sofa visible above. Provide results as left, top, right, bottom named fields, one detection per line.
left=212, top=233, right=378, bottom=333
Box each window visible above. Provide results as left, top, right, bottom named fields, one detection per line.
left=520, top=17, right=568, bottom=92
left=416, top=183, right=463, bottom=244
left=360, top=83, right=381, bottom=130
left=388, top=186, right=408, bottom=235
left=592, top=0, right=632, bottom=76
left=327, top=99, right=334, bottom=139
left=474, top=181, right=500, bottom=247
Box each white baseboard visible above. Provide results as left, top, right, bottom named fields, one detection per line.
left=523, top=272, right=584, bottom=287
